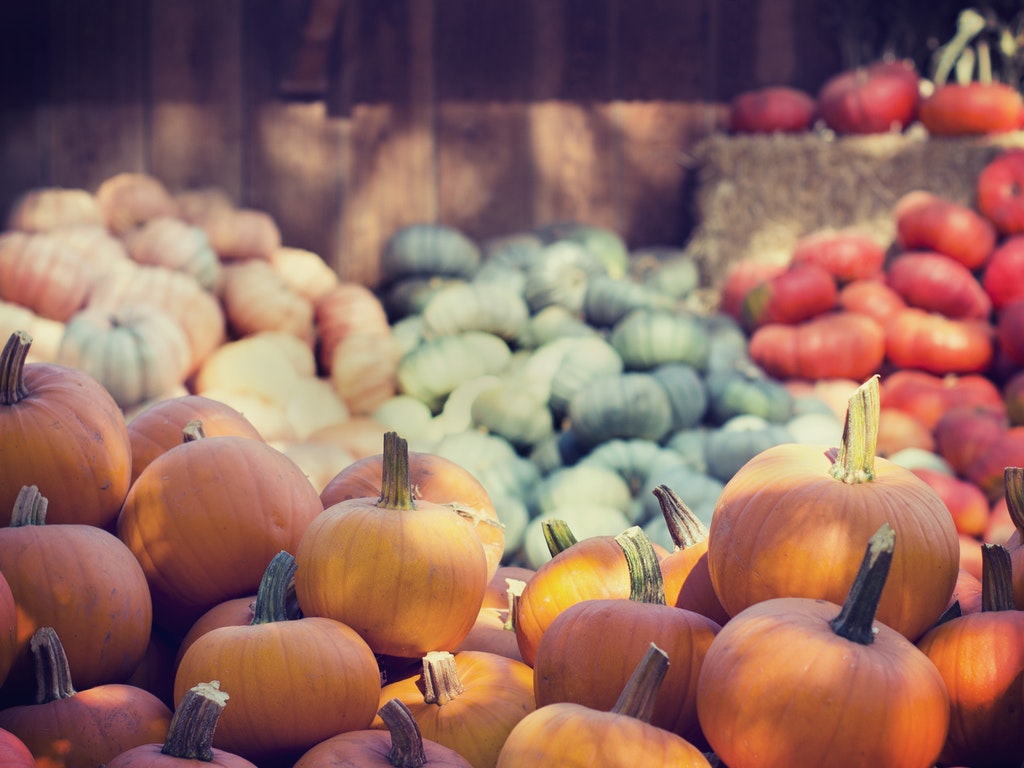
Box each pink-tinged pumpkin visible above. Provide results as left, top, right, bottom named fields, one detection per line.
left=998, top=298, right=1024, bottom=365
left=718, top=259, right=786, bottom=322
left=919, top=81, right=1024, bottom=137
left=911, top=468, right=991, bottom=539
left=5, top=187, right=104, bottom=232
left=885, top=307, right=993, bottom=375
left=790, top=227, right=886, bottom=283
left=933, top=405, right=1008, bottom=477
left=894, top=190, right=997, bottom=270
left=982, top=235, right=1024, bottom=309
left=707, top=376, right=960, bottom=642
left=880, top=369, right=1005, bottom=431
left=95, top=172, right=178, bottom=235
left=0, top=231, right=97, bottom=321
left=748, top=311, right=885, bottom=382
left=219, top=260, right=316, bottom=346
left=728, top=86, right=816, bottom=134
left=816, top=58, right=921, bottom=135
left=837, top=278, right=907, bottom=326
left=885, top=251, right=992, bottom=320
left=966, top=428, right=1024, bottom=504
left=977, top=148, right=1024, bottom=235
left=740, top=263, right=838, bottom=330
left=122, top=215, right=222, bottom=291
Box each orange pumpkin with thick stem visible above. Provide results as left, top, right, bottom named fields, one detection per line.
left=0, top=627, right=172, bottom=767
left=533, top=527, right=720, bottom=748
left=697, top=525, right=950, bottom=767
left=118, top=421, right=323, bottom=636
left=174, top=552, right=381, bottom=767
left=320, top=442, right=504, bottom=580
left=0, top=485, right=153, bottom=706
left=707, top=376, right=960, bottom=641
left=295, top=432, right=489, bottom=658
left=0, top=330, right=131, bottom=529
left=916, top=543, right=1024, bottom=766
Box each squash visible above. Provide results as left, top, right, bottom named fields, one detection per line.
left=0, top=231, right=97, bottom=321
left=122, top=215, right=222, bottom=291
left=567, top=372, right=673, bottom=448
left=381, top=224, right=481, bottom=285
left=609, top=309, right=710, bottom=371
left=5, top=186, right=104, bottom=232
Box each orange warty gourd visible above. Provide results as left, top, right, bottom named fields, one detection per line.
left=697, top=525, right=950, bottom=768
left=496, top=644, right=711, bottom=767
left=295, top=432, right=489, bottom=658
left=707, top=375, right=960, bottom=641
left=0, top=627, right=172, bottom=768
left=532, top=527, right=720, bottom=748
left=118, top=420, right=323, bottom=635
left=0, top=485, right=152, bottom=707
left=174, top=552, right=381, bottom=767
left=0, top=330, right=132, bottom=529
left=916, top=543, right=1024, bottom=766
left=320, top=444, right=505, bottom=580
left=103, top=681, right=258, bottom=768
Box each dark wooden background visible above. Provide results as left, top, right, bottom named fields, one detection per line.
left=0, top=0, right=966, bottom=287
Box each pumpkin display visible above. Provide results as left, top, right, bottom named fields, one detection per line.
left=707, top=376, right=960, bottom=641
left=728, top=85, right=817, bottom=134
left=697, top=524, right=950, bottom=767
left=174, top=552, right=381, bottom=767
left=295, top=432, right=489, bottom=658
left=497, top=644, right=712, bottom=767
left=815, top=58, right=920, bottom=135
left=118, top=421, right=324, bottom=634
left=0, top=330, right=132, bottom=529
left=0, top=627, right=173, bottom=768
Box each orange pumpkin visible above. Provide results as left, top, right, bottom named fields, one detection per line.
left=885, top=307, right=994, bottom=374
left=118, top=422, right=324, bottom=635
left=880, top=369, right=1004, bottom=431
left=104, top=681, right=259, bottom=768
left=838, top=277, right=907, bottom=326
left=0, top=627, right=172, bottom=768
left=697, top=525, right=950, bottom=767
left=894, top=189, right=997, bottom=269
left=497, top=644, right=711, bottom=767
left=0, top=485, right=153, bottom=706
left=174, top=552, right=381, bottom=767
left=320, top=440, right=505, bottom=580
left=122, top=215, right=222, bottom=291
left=0, top=230, right=97, bottom=321
left=95, top=172, right=178, bottom=235
left=707, top=376, right=960, bottom=641
left=219, top=259, right=316, bottom=345
left=533, top=527, right=720, bottom=748
left=916, top=543, right=1024, bottom=766
left=5, top=186, right=104, bottom=232
left=0, top=727, right=33, bottom=768
left=295, top=432, right=489, bottom=658
left=372, top=649, right=536, bottom=768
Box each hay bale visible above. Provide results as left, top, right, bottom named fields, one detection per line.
left=684, top=128, right=1024, bottom=291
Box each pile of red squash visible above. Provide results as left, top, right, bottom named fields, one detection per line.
left=719, top=146, right=1024, bottom=577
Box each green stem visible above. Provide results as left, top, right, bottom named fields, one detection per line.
left=9, top=484, right=47, bottom=526
left=542, top=519, right=578, bottom=557
left=981, top=543, right=1015, bottom=613
left=0, top=330, right=30, bottom=406
left=829, top=523, right=895, bottom=645
left=828, top=375, right=880, bottom=485
left=652, top=484, right=708, bottom=550
left=378, top=432, right=415, bottom=510
left=251, top=551, right=299, bottom=625
left=379, top=698, right=428, bottom=768
left=615, top=526, right=667, bottom=605
left=610, top=643, right=670, bottom=723
left=30, top=626, right=76, bottom=704
left=161, top=681, right=230, bottom=761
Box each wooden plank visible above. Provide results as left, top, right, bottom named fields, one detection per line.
left=332, top=0, right=438, bottom=286
left=240, top=0, right=348, bottom=275
left=45, top=0, right=148, bottom=191
left=0, top=2, right=50, bottom=218
left=148, top=0, right=245, bottom=200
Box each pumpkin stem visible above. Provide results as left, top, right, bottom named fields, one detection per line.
left=183, top=419, right=207, bottom=443
left=828, top=522, right=895, bottom=645
left=9, top=484, right=47, bottom=526
left=652, top=484, right=708, bottom=550
left=542, top=519, right=578, bottom=557
left=0, top=330, right=31, bottom=406
left=980, top=543, right=1015, bottom=613
left=250, top=551, right=299, bottom=625
left=616, top=526, right=667, bottom=605
left=1005, top=467, right=1024, bottom=540
left=610, top=642, right=670, bottom=723
left=419, top=651, right=464, bottom=706
left=379, top=698, right=429, bottom=768
left=378, top=432, right=416, bottom=510
left=828, top=375, right=880, bottom=485
left=29, top=626, right=76, bottom=704
left=503, top=577, right=527, bottom=633
left=161, top=680, right=230, bottom=761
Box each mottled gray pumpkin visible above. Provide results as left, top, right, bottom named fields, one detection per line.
left=609, top=308, right=710, bottom=371
left=380, top=223, right=481, bottom=284
left=567, top=372, right=673, bottom=448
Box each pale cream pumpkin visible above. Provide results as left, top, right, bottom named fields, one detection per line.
left=314, top=281, right=393, bottom=372
left=328, top=333, right=400, bottom=416
left=5, top=187, right=104, bottom=232
left=122, top=215, right=222, bottom=290
left=268, top=246, right=339, bottom=303
left=219, top=260, right=316, bottom=346
left=0, top=300, right=65, bottom=364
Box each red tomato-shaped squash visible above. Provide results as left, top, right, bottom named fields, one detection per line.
left=885, top=251, right=992, bottom=320
left=729, top=86, right=817, bottom=134
left=885, top=307, right=994, bottom=374
left=920, top=82, right=1024, bottom=136
left=741, top=263, right=838, bottom=331
left=998, top=298, right=1024, bottom=365
left=816, top=58, right=920, bottom=135
left=977, top=148, right=1024, bottom=235
left=838, top=279, right=907, bottom=326
left=894, top=190, right=997, bottom=270
left=982, top=236, right=1024, bottom=310
left=748, top=311, right=885, bottom=382
left=789, top=227, right=886, bottom=283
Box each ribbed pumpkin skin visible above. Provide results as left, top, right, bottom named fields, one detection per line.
left=707, top=443, right=959, bottom=641
left=0, top=351, right=132, bottom=530
left=117, top=436, right=324, bottom=634
left=293, top=729, right=473, bottom=768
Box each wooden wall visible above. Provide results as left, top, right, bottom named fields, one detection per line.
left=0, top=0, right=856, bottom=288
